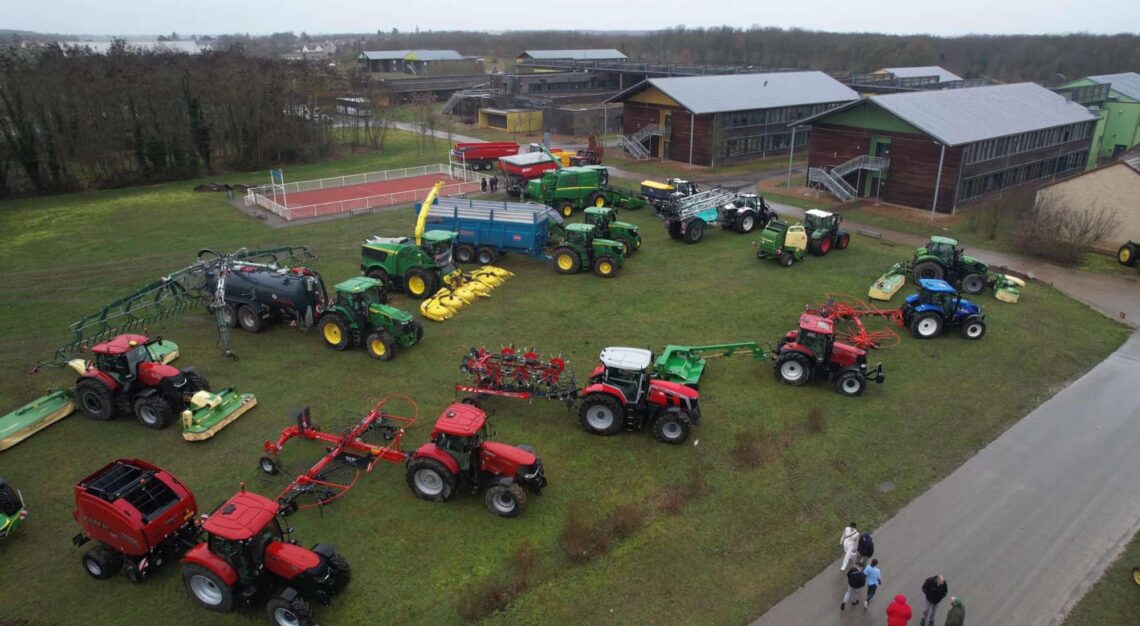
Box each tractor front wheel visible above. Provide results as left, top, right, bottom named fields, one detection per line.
left=404, top=268, right=438, bottom=299
left=910, top=312, right=943, bottom=339
left=552, top=247, right=581, bottom=275
left=185, top=371, right=211, bottom=393
left=410, top=319, right=424, bottom=342
left=1133, top=566, right=1140, bottom=587
left=75, top=379, right=115, bottom=421
left=455, top=244, right=476, bottom=264
left=960, top=316, right=987, bottom=340
left=834, top=369, right=867, bottom=397
left=836, top=232, right=851, bottom=249
left=780, top=252, right=796, bottom=268
left=237, top=305, right=262, bottom=333
left=365, top=267, right=391, bottom=290
left=0, top=480, right=22, bottom=516
left=318, top=315, right=352, bottom=351
left=653, top=410, right=692, bottom=445
left=593, top=256, right=618, bottom=278
left=961, top=273, right=986, bottom=295
left=365, top=331, right=397, bottom=361
left=267, top=595, right=315, bottom=626
left=183, top=563, right=235, bottom=612
left=587, top=191, right=604, bottom=207
left=82, top=545, right=122, bottom=580
left=559, top=201, right=574, bottom=218
left=684, top=220, right=704, bottom=244
left=913, top=261, right=944, bottom=282
left=134, top=395, right=175, bottom=430
left=1119, top=242, right=1138, bottom=267
left=484, top=483, right=527, bottom=518
left=327, top=552, right=353, bottom=595
left=578, top=393, right=624, bottom=436
left=617, top=238, right=633, bottom=256
left=406, top=457, right=456, bottom=502
left=774, top=352, right=813, bottom=386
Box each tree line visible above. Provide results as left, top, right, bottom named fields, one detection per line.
left=0, top=42, right=338, bottom=197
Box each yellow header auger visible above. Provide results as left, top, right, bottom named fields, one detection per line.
left=413, top=182, right=513, bottom=322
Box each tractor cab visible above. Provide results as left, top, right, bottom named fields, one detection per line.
left=666, top=178, right=698, bottom=197
left=804, top=209, right=840, bottom=234
left=592, top=347, right=654, bottom=406
left=920, top=236, right=961, bottom=267
left=429, top=403, right=493, bottom=471
left=332, top=277, right=387, bottom=317
left=564, top=223, right=623, bottom=256
left=200, top=492, right=287, bottom=585
left=787, top=315, right=836, bottom=364
left=909, top=279, right=980, bottom=317
left=583, top=206, right=615, bottom=230
left=419, top=230, right=458, bottom=274
left=90, top=334, right=158, bottom=381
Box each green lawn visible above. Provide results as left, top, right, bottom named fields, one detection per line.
left=0, top=145, right=1129, bottom=626
left=1063, top=528, right=1140, bottom=625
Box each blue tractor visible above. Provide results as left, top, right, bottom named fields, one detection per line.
left=899, top=279, right=987, bottom=340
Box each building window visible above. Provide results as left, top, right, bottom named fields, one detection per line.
left=956, top=149, right=1089, bottom=201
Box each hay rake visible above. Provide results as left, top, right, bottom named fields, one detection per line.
left=806, top=294, right=903, bottom=350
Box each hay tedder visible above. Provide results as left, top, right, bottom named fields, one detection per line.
left=361, top=182, right=512, bottom=322
left=805, top=294, right=903, bottom=350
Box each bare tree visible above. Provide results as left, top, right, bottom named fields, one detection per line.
left=1013, top=193, right=1121, bottom=265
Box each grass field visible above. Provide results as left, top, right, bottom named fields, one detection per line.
left=1063, top=528, right=1140, bottom=625
left=0, top=143, right=1130, bottom=626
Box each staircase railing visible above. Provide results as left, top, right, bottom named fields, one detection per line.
left=808, top=167, right=855, bottom=201
left=618, top=135, right=651, bottom=159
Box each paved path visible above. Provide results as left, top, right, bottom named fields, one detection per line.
left=754, top=331, right=1140, bottom=626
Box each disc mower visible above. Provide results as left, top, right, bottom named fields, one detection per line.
left=774, top=315, right=886, bottom=397
left=0, top=478, right=28, bottom=539
left=652, top=343, right=772, bottom=389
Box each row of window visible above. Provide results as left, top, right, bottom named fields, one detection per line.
left=961, top=122, right=1095, bottom=165
left=957, top=150, right=1088, bottom=201
left=721, top=102, right=839, bottom=129
left=721, top=130, right=811, bottom=158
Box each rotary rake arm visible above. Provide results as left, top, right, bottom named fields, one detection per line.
left=457, top=345, right=579, bottom=406
left=806, top=294, right=903, bottom=350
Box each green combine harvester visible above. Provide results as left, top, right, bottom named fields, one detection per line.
left=653, top=343, right=772, bottom=388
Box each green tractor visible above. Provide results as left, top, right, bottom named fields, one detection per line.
left=551, top=223, right=626, bottom=278
left=1119, top=241, right=1139, bottom=268
left=755, top=219, right=809, bottom=267
left=317, top=277, right=423, bottom=361
left=912, top=236, right=990, bottom=295
left=582, top=206, right=642, bottom=255
left=802, top=209, right=851, bottom=255
left=0, top=478, right=27, bottom=540
left=361, top=230, right=459, bottom=299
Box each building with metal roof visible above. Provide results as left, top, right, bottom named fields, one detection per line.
left=516, top=49, right=627, bottom=62
left=796, top=82, right=1098, bottom=212
left=357, top=50, right=467, bottom=74
left=1036, top=146, right=1140, bottom=252
left=606, top=72, right=858, bottom=166
left=877, top=66, right=964, bottom=83
left=1057, top=72, right=1140, bottom=160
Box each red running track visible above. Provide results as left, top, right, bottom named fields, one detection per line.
left=256, top=174, right=481, bottom=220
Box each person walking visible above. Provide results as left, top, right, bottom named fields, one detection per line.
left=491, top=176, right=498, bottom=191
left=943, top=596, right=965, bottom=626
left=840, top=565, right=866, bottom=611
left=840, top=522, right=859, bottom=572
left=919, top=575, right=949, bottom=626
left=481, top=177, right=488, bottom=192
left=863, top=558, right=882, bottom=608
left=856, top=530, right=875, bottom=566
left=887, top=595, right=913, bottom=626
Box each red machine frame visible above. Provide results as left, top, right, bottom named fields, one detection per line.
left=806, top=294, right=903, bottom=350
left=456, top=345, right=578, bottom=405
left=262, top=394, right=417, bottom=512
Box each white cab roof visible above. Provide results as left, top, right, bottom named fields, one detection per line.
left=599, top=347, right=652, bottom=370
left=805, top=209, right=833, bottom=218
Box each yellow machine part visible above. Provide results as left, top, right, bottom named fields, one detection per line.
left=419, top=265, right=516, bottom=322
left=785, top=226, right=808, bottom=253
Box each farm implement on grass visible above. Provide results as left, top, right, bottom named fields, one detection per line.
left=652, top=343, right=772, bottom=389
left=0, top=478, right=28, bottom=540
left=0, top=389, right=76, bottom=452
left=804, top=295, right=903, bottom=350
left=660, top=188, right=759, bottom=243
left=869, top=236, right=1023, bottom=303
left=457, top=345, right=579, bottom=406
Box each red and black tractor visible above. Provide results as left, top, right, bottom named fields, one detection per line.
left=181, top=490, right=351, bottom=626
left=577, top=347, right=701, bottom=444
left=774, top=314, right=886, bottom=397
left=69, top=333, right=209, bottom=429
left=406, top=403, right=548, bottom=518
left=72, top=458, right=201, bottom=581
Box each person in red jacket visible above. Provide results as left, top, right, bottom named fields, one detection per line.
left=887, top=594, right=913, bottom=626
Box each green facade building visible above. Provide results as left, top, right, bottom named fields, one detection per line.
left=1058, top=72, right=1140, bottom=161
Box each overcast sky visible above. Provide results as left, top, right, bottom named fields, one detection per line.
left=8, top=0, right=1139, bottom=37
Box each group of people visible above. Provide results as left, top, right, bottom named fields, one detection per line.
left=839, top=521, right=965, bottom=626
left=479, top=176, right=501, bottom=193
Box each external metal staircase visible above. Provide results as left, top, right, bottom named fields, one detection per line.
left=810, top=155, right=889, bottom=201
left=619, top=123, right=668, bottom=160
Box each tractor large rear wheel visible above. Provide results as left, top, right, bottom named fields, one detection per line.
left=404, top=268, right=438, bottom=299
left=484, top=483, right=527, bottom=518
left=552, top=247, right=581, bottom=275
left=960, top=316, right=987, bottom=340
left=365, top=331, right=397, bottom=361
left=82, top=545, right=122, bottom=580
left=913, top=261, right=944, bottom=282
left=1119, top=242, right=1138, bottom=267
left=406, top=457, right=456, bottom=502
left=318, top=315, right=352, bottom=351
left=736, top=212, right=757, bottom=234
left=774, top=352, right=813, bottom=386
left=326, top=553, right=353, bottom=595
left=812, top=236, right=832, bottom=256
left=75, top=380, right=115, bottom=421
left=961, top=273, right=986, bottom=295
left=587, top=191, right=604, bottom=208
left=653, top=410, right=692, bottom=445
left=0, top=480, right=22, bottom=516
left=910, top=312, right=943, bottom=339
left=834, top=369, right=867, bottom=397
left=267, top=596, right=315, bottom=626
left=578, top=393, right=624, bottom=436
left=684, top=220, right=705, bottom=244
left=183, top=563, right=235, bottom=612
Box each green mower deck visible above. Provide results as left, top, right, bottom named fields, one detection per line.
left=0, top=389, right=75, bottom=452
left=654, top=343, right=771, bottom=388
left=180, top=388, right=258, bottom=442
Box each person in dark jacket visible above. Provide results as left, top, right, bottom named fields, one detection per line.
left=887, top=594, right=912, bottom=626
left=944, top=596, right=964, bottom=626
left=856, top=531, right=875, bottom=566
left=920, top=575, right=949, bottom=626
left=840, top=565, right=866, bottom=611
left=481, top=177, right=488, bottom=192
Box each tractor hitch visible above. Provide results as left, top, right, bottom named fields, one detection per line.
left=867, top=363, right=886, bottom=384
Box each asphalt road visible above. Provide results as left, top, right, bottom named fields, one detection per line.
left=754, top=331, right=1140, bottom=626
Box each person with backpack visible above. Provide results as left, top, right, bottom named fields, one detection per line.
left=920, top=574, right=949, bottom=626
left=863, top=558, right=882, bottom=608
left=944, top=596, right=965, bottom=626
left=841, top=565, right=866, bottom=611
left=839, top=522, right=859, bottom=572
left=887, top=594, right=913, bottom=626
left=857, top=531, right=875, bottom=566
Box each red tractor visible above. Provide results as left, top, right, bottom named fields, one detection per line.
left=577, top=347, right=701, bottom=444
left=72, top=458, right=201, bottom=581
left=406, top=403, right=548, bottom=518
left=181, top=490, right=351, bottom=626
left=774, top=315, right=886, bottom=397
left=69, top=333, right=209, bottom=429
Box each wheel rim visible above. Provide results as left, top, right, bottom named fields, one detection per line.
left=780, top=361, right=805, bottom=382
left=557, top=254, right=574, bottom=271
left=594, top=196, right=605, bottom=207
left=138, top=404, right=158, bottom=425
left=1133, top=568, right=1140, bottom=586
left=479, top=252, right=492, bottom=264
left=222, top=308, right=234, bottom=325
left=239, top=309, right=256, bottom=327
left=492, top=491, right=516, bottom=513
left=458, top=249, right=472, bottom=263
left=274, top=607, right=300, bottom=626
left=323, top=324, right=341, bottom=344
left=261, top=459, right=276, bottom=473
left=81, top=391, right=104, bottom=414
left=662, top=421, right=682, bottom=440
left=371, top=339, right=386, bottom=356
left=191, top=574, right=224, bottom=605
left=742, top=216, right=754, bottom=231
left=408, top=275, right=426, bottom=294
left=599, top=261, right=613, bottom=274
left=414, top=469, right=444, bottom=496
left=918, top=318, right=939, bottom=336
left=1122, top=249, right=1132, bottom=263
left=562, top=205, right=572, bottom=217
left=842, top=377, right=862, bottom=393
left=586, top=405, right=615, bottom=430
left=821, top=238, right=831, bottom=252
left=967, top=323, right=983, bottom=338
left=85, top=558, right=103, bottom=577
